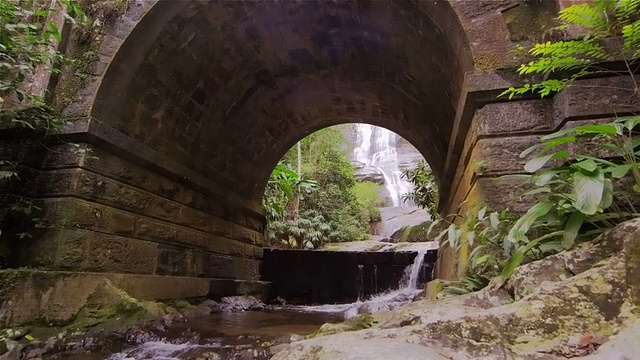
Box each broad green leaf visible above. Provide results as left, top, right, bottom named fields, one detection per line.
left=475, top=254, right=492, bottom=265
left=467, top=231, right=475, bottom=247
left=609, top=164, right=633, bottom=178
left=573, top=124, right=620, bottom=135
left=621, top=116, right=640, bottom=131
left=520, top=143, right=541, bottom=158
left=572, top=169, right=604, bottom=215
left=489, top=212, right=499, bottom=229
left=572, top=159, right=598, bottom=173
left=478, top=206, right=486, bottom=221
left=541, top=128, right=572, bottom=140
left=522, top=186, right=551, bottom=197
left=600, top=178, right=614, bottom=210
left=507, top=201, right=554, bottom=243
left=524, top=150, right=569, bottom=172
left=494, top=239, right=541, bottom=288
left=493, top=230, right=563, bottom=288
left=447, top=224, right=459, bottom=248
left=562, top=212, right=584, bottom=249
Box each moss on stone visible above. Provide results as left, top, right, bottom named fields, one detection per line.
left=308, top=314, right=378, bottom=338
left=51, top=0, right=133, bottom=112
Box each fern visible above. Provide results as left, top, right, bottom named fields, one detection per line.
left=503, top=0, right=640, bottom=99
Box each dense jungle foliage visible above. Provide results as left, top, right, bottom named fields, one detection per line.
left=262, top=126, right=384, bottom=249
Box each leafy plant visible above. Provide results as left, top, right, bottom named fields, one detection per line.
left=401, top=160, right=439, bottom=217
left=0, top=1, right=89, bottom=242
left=501, top=0, right=640, bottom=99
left=267, top=214, right=331, bottom=250
left=428, top=205, right=520, bottom=284
left=481, top=0, right=640, bottom=287
left=262, top=162, right=317, bottom=222
left=488, top=117, right=640, bottom=285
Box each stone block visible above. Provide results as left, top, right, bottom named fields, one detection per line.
left=554, top=76, right=640, bottom=122
left=84, top=232, right=157, bottom=274
left=155, top=245, right=187, bottom=276
left=473, top=176, right=534, bottom=213
left=202, top=253, right=236, bottom=279
left=475, top=100, right=552, bottom=136
left=42, top=197, right=137, bottom=237
left=473, top=136, right=541, bottom=175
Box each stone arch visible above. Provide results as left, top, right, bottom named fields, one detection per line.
left=85, top=0, right=474, bottom=206
left=17, top=0, right=578, bottom=288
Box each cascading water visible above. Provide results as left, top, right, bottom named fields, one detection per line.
left=302, top=249, right=429, bottom=318
left=399, top=249, right=428, bottom=290
left=352, top=124, right=414, bottom=206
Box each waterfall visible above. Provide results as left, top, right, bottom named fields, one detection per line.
left=399, top=249, right=427, bottom=290
left=352, top=124, right=414, bottom=206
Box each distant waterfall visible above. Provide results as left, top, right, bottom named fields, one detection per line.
left=352, top=124, right=414, bottom=206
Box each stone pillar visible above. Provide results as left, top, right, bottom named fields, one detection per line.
left=438, top=73, right=640, bottom=280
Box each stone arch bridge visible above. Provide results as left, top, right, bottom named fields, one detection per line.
left=2, top=0, right=638, bottom=299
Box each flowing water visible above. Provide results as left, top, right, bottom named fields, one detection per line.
left=48, top=253, right=430, bottom=360
left=292, top=248, right=430, bottom=319
left=352, top=124, right=414, bottom=206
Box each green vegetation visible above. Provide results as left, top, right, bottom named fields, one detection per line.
left=0, top=1, right=88, bottom=255
left=439, top=0, right=640, bottom=291
left=263, top=126, right=378, bottom=248
left=401, top=160, right=439, bottom=217
left=353, top=181, right=384, bottom=223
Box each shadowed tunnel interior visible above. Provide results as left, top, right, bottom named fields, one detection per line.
left=91, top=0, right=473, bottom=208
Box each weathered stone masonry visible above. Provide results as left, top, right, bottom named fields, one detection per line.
left=2, top=0, right=638, bottom=296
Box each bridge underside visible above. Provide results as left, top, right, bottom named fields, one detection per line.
left=2, top=0, right=635, bottom=299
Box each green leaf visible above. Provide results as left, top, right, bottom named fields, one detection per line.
left=562, top=212, right=584, bottom=250
left=522, top=186, right=551, bottom=197
left=507, top=201, right=554, bottom=244
left=494, top=239, right=542, bottom=287
left=467, top=231, right=475, bottom=247
left=478, top=206, right=486, bottom=221
left=600, top=178, right=614, bottom=210
left=475, top=254, right=492, bottom=266
left=609, top=164, right=633, bottom=178
left=524, top=150, right=569, bottom=172
left=489, top=212, right=499, bottom=229
left=572, top=159, right=598, bottom=173
left=573, top=124, right=620, bottom=135
left=572, top=169, right=604, bottom=215
left=447, top=224, right=460, bottom=248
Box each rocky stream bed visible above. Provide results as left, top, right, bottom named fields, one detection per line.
left=1, top=219, right=639, bottom=360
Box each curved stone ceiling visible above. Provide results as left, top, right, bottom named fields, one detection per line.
left=91, top=0, right=472, bottom=203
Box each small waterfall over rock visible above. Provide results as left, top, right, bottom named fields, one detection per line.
left=302, top=250, right=431, bottom=318
left=352, top=124, right=414, bottom=206
left=399, top=249, right=428, bottom=290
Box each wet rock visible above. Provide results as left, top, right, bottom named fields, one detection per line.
left=0, top=339, right=22, bottom=360
left=310, top=314, right=376, bottom=337
left=0, top=329, right=27, bottom=341
left=197, top=299, right=221, bottom=315
left=220, top=296, right=265, bottom=312
left=196, top=352, right=222, bottom=360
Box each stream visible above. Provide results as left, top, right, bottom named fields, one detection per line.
left=43, top=249, right=430, bottom=360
